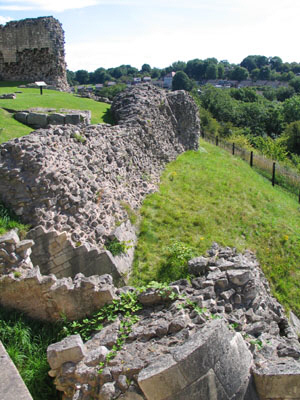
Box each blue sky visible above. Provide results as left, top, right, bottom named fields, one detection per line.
left=0, top=0, right=299, bottom=72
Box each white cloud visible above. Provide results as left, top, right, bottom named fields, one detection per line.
left=0, top=15, right=12, bottom=24
left=0, top=0, right=100, bottom=12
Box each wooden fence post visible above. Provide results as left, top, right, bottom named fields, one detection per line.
left=272, top=162, right=276, bottom=186
left=250, top=151, right=253, bottom=167
left=232, top=143, right=235, bottom=155
left=216, top=136, right=219, bottom=146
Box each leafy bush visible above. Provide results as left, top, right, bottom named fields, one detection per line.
left=158, top=240, right=195, bottom=282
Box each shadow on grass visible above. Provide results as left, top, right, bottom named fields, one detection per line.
left=0, top=81, right=28, bottom=87
left=102, top=108, right=115, bottom=125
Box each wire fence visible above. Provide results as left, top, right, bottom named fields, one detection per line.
left=201, top=131, right=300, bottom=202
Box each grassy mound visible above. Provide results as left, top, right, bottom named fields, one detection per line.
left=0, top=81, right=111, bottom=143
left=131, top=139, right=300, bottom=316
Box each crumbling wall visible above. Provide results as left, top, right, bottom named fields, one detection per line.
left=1, top=229, right=300, bottom=399
left=0, top=16, right=68, bottom=90
left=0, top=84, right=200, bottom=281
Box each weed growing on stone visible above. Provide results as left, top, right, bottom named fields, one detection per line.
left=73, top=132, right=86, bottom=144
left=157, top=240, right=195, bottom=282
left=0, top=201, right=29, bottom=236
left=61, top=291, right=142, bottom=342
left=120, top=201, right=138, bottom=225
left=105, top=238, right=132, bottom=256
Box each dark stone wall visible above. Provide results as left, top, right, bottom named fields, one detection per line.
left=0, top=16, right=68, bottom=90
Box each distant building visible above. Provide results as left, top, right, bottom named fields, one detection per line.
left=163, top=72, right=176, bottom=89
left=107, top=81, right=116, bottom=86
left=133, top=77, right=142, bottom=84
left=143, top=76, right=151, bottom=82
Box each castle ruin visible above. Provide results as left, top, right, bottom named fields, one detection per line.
left=0, top=16, right=68, bottom=90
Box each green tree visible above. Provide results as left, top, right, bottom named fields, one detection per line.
left=75, top=69, right=89, bottom=84
left=141, top=64, right=151, bottom=73
left=282, top=121, right=300, bottom=154
left=205, top=63, right=218, bottom=79
left=230, top=66, right=249, bottom=81
left=66, top=70, right=77, bottom=85
left=289, top=77, right=300, bottom=93
left=276, top=86, right=295, bottom=102
left=283, top=96, right=300, bottom=123
left=217, top=63, right=225, bottom=79
left=241, top=56, right=257, bottom=72
left=171, top=61, right=186, bottom=71
left=269, top=56, right=283, bottom=71
left=172, top=71, right=193, bottom=91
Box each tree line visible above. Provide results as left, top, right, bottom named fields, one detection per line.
left=67, top=55, right=300, bottom=86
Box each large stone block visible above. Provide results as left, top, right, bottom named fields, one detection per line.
left=27, top=112, right=48, bottom=128
left=0, top=341, right=33, bottom=400
left=253, top=360, right=300, bottom=399
left=48, top=113, right=65, bottom=125
left=47, top=334, right=86, bottom=370
left=138, top=320, right=254, bottom=400
left=138, top=354, right=188, bottom=400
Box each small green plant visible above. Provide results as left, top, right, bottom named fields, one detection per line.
left=249, top=339, right=263, bottom=350
left=157, top=240, right=195, bottom=282
left=13, top=271, right=21, bottom=278
left=120, top=201, right=138, bottom=225
left=75, top=241, right=81, bottom=247
left=105, top=238, right=132, bottom=256
left=61, top=291, right=142, bottom=342
left=73, top=133, right=86, bottom=143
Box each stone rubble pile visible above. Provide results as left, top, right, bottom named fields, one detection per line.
left=0, top=93, right=16, bottom=99
left=0, top=84, right=200, bottom=280
left=46, top=243, right=300, bottom=400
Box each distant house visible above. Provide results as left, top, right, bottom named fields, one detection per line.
left=143, top=76, right=151, bottom=82
left=133, top=77, right=142, bottom=84
left=163, top=72, right=176, bottom=89
left=152, top=80, right=164, bottom=88
left=95, top=84, right=104, bottom=90
left=107, top=81, right=116, bottom=87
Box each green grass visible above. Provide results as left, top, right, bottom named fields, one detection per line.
left=0, top=202, right=29, bottom=237
left=0, top=306, right=61, bottom=400
left=131, top=140, right=300, bottom=317
left=0, top=81, right=111, bottom=143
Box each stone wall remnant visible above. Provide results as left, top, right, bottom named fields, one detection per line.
left=45, top=243, right=300, bottom=400
left=14, top=109, right=91, bottom=129
left=0, top=16, right=68, bottom=90
left=0, top=84, right=200, bottom=282
left=1, top=229, right=300, bottom=398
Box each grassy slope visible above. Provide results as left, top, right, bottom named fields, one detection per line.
left=131, top=139, right=300, bottom=316
left=0, top=82, right=111, bottom=143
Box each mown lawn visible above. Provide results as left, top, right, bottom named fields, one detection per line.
left=0, top=81, right=111, bottom=143
left=131, top=139, right=300, bottom=317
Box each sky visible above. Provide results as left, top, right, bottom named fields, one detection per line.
left=0, top=0, right=300, bottom=72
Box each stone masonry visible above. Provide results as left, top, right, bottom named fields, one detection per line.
left=1, top=229, right=300, bottom=398
left=0, top=84, right=200, bottom=282
left=0, top=16, right=68, bottom=90
left=45, top=243, right=300, bottom=400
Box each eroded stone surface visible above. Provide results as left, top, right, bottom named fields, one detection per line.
left=0, top=16, right=68, bottom=90
left=0, top=84, right=200, bottom=281
left=46, top=244, right=300, bottom=400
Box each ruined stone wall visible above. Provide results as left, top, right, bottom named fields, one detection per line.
left=0, top=16, right=68, bottom=90
left=0, top=84, right=200, bottom=282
